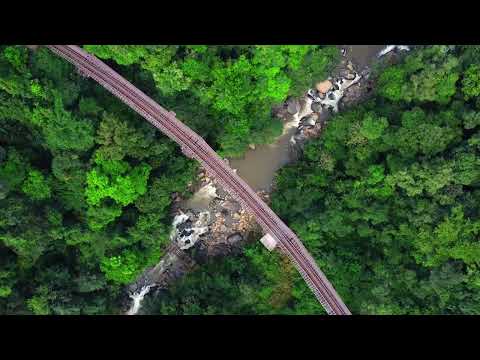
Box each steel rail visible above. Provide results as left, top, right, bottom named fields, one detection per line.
left=48, top=45, right=348, bottom=315
left=47, top=44, right=349, bottom=315
left=45, top=45, right=351, bottom=315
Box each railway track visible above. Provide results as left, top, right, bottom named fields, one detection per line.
left=45, top=45, right=351, bottom=315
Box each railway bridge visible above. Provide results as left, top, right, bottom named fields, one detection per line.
left=45, top=45, right=351, bottom=315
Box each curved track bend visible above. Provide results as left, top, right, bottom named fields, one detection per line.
left=46, top=45, right=351, bottom=315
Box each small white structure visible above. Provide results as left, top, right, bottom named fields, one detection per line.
left=260, top=233, right=278, bottom=251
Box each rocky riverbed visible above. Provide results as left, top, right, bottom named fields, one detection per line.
left=124, top=45, right=411, bottom=315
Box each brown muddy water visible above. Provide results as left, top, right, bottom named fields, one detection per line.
left=229, top=124, right=297, bottom=191
left=184, top=182, right=218, bottom=211
left=338, top=45, right=385, bottom=69
left=228, top=45, right=386, bottom=192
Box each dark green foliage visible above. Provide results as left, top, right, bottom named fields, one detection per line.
left=9, top=44, right=479, bottom=315
left=462, top=64, right=480, bottom=100
left=144, top=46, right=480, bottom=315
left=0, top=45, right=198, bottom=314
left=142, top=241, right=299, bottom=315
left=260, top=46, right=480, bottom=314
left=86, top=45, right=339, bottom=157
left=0, top=147, right=27, bottom=192
left=0, top=45, right=340, bottom=314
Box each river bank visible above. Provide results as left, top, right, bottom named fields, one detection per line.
left=229, top=45, right=385, bottom=192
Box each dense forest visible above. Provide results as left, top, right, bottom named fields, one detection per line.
left=143, top=46, right=480, bottom=315
left=0, top=45, right=337, bottom=314
left=2, top=45, right=480, bottom=315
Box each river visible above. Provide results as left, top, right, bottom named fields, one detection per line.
left=229, top=45, right=385, bottom=192
left=229, top=117, right=298, bottom=191
left=125, top=45, right=400, bottom=314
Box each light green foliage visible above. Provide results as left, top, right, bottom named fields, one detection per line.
left=0, top=45, right=199, bottom=314
left=145, top=46, right=480, bottom=315
left=360, top=113, right=388, bottom=140
left=100, top=250, right=145, bottom=284
left=85, top=155, right=151, bottom=207
left=378, top=45, right=460, bottom=104
left=0, top=286, right=12, bottom=298
left=88, top=45, right=339, bottom=157
left=413, top=206, right=480, bottom=268
left=21, top=169, right=51, bottom=200
left=27, top=294, right=51, bottom=315
left=205, top=55, right=256, bottom=115
left=30, top=80, right=45, bottom=98
left=86, top=203, right=123, bottom=231
left=377, top=66, right=406, bottom=101
left=143, top=51, right=190, bottom=95
left=83, top=45, right=150, bottom=65
left=84, top=154, right=151, bottom=231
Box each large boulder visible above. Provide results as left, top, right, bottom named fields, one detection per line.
left=301, top=113, right=318, bottom=127
left=226, top=233, right=243, bottom=245
left=286, top=98, right=301, bottom=115
left=316, top=80, right=333, bottom=94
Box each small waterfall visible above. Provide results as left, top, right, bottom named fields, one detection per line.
left=377, top=45, right=410, bottom=58
left=170, top=211, right=210, bottom=250
left=126, top=285, right=154, bottom=315
left=287, top=97, right=314, bottom=132
left=124, top=209, right=211, bottom=315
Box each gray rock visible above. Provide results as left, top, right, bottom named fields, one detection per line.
left=302, top=113, right=318, bottom=127
left=346, top=72, right=356, bottom=80
left=221, top=200, right=241, bottom=213
left=294, top=132, right=307, bottom=143
left=311, top=102, right=323, bottom=113
left=227, top=233, right=243, bottom=244
left=209, top=243, right=230, bottom=257
left=286, top=98, right=300, bottom=115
